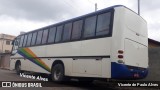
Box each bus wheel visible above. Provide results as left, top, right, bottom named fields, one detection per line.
left=15, top=62, right=21, bottom=75
left=51, top=64, right=65, bottom=82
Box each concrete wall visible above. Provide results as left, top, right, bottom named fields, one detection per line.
left=144, top=47, right=160, bottom=81
left=0, top=53, right=10, bottom=69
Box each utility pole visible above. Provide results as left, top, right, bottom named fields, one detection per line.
left=95, top=3, right=98, bottom=11
left=138, top=0, right=140, bottom=15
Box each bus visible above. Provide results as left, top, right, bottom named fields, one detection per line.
left=10, top=5, right=148, bottom=82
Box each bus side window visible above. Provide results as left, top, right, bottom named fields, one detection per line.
left=96, top=12, right=111, bottom=36
left=23, top=34, right=28, bottom=47
left=83, top=16, right=96, bottom=38
left=36, top=30, right=43, bottom=45
left=62, top=23, right=72, bottom=41
left=31, top=32, right=37, bottom=46
left=71, top=20, right=83, bottom=40
left=26, top=33, right=33, bottom=47
left=42, top=29, right=49, bottom=44
left=19, top=35, right=24, bottom=48
left=55, top=25, right=63, bottom=43
left=48, top=27, right=56, bottom=43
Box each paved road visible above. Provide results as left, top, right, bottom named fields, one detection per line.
left=0, top=69, right=156, bottom=90
left=0, top=69, right=117, bottom=90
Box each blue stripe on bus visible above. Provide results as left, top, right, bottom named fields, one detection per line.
left=111, top=62, right=148, bottom=79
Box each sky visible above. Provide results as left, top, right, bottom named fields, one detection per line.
left=0, top=0, right=160, bottom=41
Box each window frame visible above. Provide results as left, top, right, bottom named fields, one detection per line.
left=96, top=12, right=112, bottom=37
left=71, top=19, right=83, bottom=40
left=22, top=34, right=28, bottom=47
left=15, top=36, right=21, bottom=48
left=82, top=15, right=97, bottom=39
left=31, top=31, right=38, bottom=46
left=55, top=25, right=64, bottom=43
left=6, top=40, right=10, bottom=45
left=41, top=29, right=49, bottom=45
left=26, top=33, right=33, bottom=47
left=19, top=35, right=24, bottom=48
left=35, top=30, right=43, bottom=45
left=47, top=26, right=57, bottom=44
left=62, top=22, right=73, bottom=42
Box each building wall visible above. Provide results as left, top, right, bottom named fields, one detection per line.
left=0, top=34, right=15, bottom=53
left=143, top=47, right=160, bottom=81
left=149, top=42, right=160, bottom=48
left=0, top=53, right=10, bottom=69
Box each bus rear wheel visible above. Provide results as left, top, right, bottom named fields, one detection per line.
left=51, top=64, right=65, bottom=82
left=15, top=62, right=21, bottom=75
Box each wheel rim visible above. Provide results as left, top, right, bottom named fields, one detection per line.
left=54, top=68, right=62, bottom=80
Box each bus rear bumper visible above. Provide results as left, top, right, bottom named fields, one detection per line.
left=111, top=62, right=148, bottom=80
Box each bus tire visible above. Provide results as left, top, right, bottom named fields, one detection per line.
left=51, top=64, right=65, bottom=82
left=15, top=61, right=21, bottom=75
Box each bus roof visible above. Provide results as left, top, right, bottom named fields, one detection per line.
left=18, top=5, right=142, bottom=37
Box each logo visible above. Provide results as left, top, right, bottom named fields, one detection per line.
left=2, top=82, right=11, bottom=87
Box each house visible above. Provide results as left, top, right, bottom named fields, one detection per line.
left=148, top=38, right=160, bottom=48
left=0, top=34, right=16, bottom=53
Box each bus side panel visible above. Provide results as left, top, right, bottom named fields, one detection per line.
left=78, top=38, right=111, bottom=78
left=46, top=41, right=81, bottom=76
left=111, top=7, right=125, bottom=63
left=81, top=38, right=111, bottom=56
left=102, top=58, right=111, bottom=78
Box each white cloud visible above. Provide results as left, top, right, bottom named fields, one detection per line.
left=0, top=15, right=52, bottom=36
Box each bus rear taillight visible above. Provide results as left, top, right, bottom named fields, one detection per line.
left=118, top=50, right=124, bottom=54
left=118, top=55, right=123, bottom=59
left=118, top=50, right=124, bottom=59
left=117, top=50, right=124, bottom=63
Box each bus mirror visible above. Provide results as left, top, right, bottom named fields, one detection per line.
left=12, top=40, right=15, bottom=45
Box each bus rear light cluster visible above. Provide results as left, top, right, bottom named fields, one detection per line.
left=118, top=50, right=124, bottom=59
left=118, top=55, right=123, bottom=59
left=118, top=60, right=124, bottom=63
left=118, top=50, right=124, bottom=54
left=117, top=50, right=124, bottom=63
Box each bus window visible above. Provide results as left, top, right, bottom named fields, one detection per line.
left=36, top=30, right=43, bottom=45
left=23, top=35, right=28, bottom=47
left=48, top=27, right=56, bottom=43
left=71, top=20, right=83, bottom=40
left=83, top=16, right=96, bottom=38
left=96, top=12, right=111, bottom=36
left=31, top=32, right=37, bottom=46
left=55, top=25, right=63, bottom=43
left=42, top=29, right=49, bottom=44
left=11, top=37, right=20, bottom=55
left=19, top=35, right=24, bottom=47
left=26, top=33, right=32, bottom=46
left=62, top=23, right=72, bottom=41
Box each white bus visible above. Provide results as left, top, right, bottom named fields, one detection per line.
left=10, top=5, right=148, bottom=82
